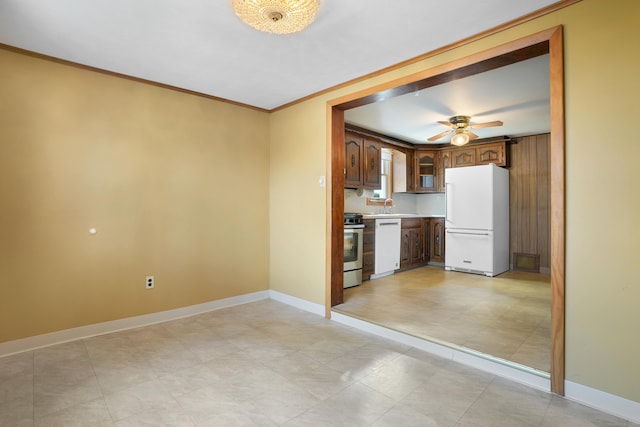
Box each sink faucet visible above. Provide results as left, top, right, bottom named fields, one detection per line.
left=383, top=198, right=393, bottom=214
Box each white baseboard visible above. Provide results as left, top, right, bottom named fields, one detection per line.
left=268, top=290, right=325, bottom=316
left=369, top=271, right=395, bottom=280
left=565, top=381, right=640, bottom=424
left=0, top=291, right=270, bottom=358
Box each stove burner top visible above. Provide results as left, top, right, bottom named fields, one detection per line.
left=344, top=212, right=363, bottom=226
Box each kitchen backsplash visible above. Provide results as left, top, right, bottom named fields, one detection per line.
left=344, top=189, right=445, bottom=216
left=417, top=192, right=446, bottom=216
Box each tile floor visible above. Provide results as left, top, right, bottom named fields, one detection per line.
left=1, top=299, right=635, bottom=426
left=335, top=266, right=551, bottom=372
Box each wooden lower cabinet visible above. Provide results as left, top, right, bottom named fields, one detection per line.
left=362, top=219, right=375, bottom=280
left=422, top=218, right=431, bottom=261
left=429, top=217, right=445, bottom=264
left=366, top=216, right=445, bottom=278
left=399, top=218, right=427, bottom=270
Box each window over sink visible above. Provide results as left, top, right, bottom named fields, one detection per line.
left=373, top=148, right=392, bottom=199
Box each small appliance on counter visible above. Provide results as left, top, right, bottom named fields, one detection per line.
left=343, top=213, right=364, bottom=288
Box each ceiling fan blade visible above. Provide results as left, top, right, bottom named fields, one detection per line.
left=427, top=129, right=453, bottom=142
left=468, top=131, right=479, bottom=140
left=469, top=120, right=503, bottom=129
left=437, top=120, right=455, bottom=128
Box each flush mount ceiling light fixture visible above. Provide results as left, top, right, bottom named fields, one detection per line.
left=231, top=0, right=320, bottom=34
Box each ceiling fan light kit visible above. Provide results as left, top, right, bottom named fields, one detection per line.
left=427, top=115, right=503, bottom=146
left=231, top=0, right=320, bottom=34
left=451, top=130, right=471, bottom=146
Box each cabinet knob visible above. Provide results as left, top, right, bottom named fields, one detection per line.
left=351, top=154, right=356, bottom=167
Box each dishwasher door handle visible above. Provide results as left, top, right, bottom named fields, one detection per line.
left=378, top=222, right=400, bottom=226
left=446, top=230, right=490, bottom=236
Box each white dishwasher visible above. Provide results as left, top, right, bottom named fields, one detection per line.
left=373, top=218, right=401, bottom=278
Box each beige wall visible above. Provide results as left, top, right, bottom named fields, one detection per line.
left=0, top=49, right=270, bottom=342
left=269, top=0, right=640, bottom=403
left=269, top=100, right=327, bottom=303
left=560, top=0, right=640, bottom=402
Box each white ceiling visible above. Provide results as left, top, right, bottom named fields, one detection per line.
left=0, top=0, right=560, bottom=112
left=345, top=54, right=551, bottom=145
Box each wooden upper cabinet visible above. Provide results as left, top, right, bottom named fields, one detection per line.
left=363, top=139, right=381, bottom=189
left=437, top=149, right=452, bottom=192
left=344, top=131, right=381, bottom=189
left=405, top=150, right=415, bottom=193
left=345, top=129, right=508, bottom=192
left=476, top=142, right=507, bottom=166
left=453, top=148, right=476, bottom=168
left=414, top=150, right=438, bottom=193
left=344, top=132, right=364, bottom=188
left=451, top=141, right=508, bottom=168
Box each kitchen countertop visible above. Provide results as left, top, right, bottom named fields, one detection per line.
left=361, top=213, right=445, bottom=219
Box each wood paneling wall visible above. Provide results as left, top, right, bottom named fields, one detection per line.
left=509, top=134, right=551, bottom=270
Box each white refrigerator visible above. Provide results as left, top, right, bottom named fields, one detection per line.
left=444, top=164, right=509, bottom=277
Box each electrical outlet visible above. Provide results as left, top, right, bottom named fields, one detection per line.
left=145, top=276, right=154, bottom=289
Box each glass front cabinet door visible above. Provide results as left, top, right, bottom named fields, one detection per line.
left=414, top=150, right=437, bottom=193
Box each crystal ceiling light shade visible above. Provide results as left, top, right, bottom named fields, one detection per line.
left=231, top=0, right=320, bottom=34
left=450, top=130, right=471, bottom=146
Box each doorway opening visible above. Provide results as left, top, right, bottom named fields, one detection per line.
left=327, top=27, right=565, bottom=394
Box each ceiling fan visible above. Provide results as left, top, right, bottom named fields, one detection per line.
left=427, top=115, right=503, bottom=146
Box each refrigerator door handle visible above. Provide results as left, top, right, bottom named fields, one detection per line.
left=445, top=182, right=451, bottom=222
